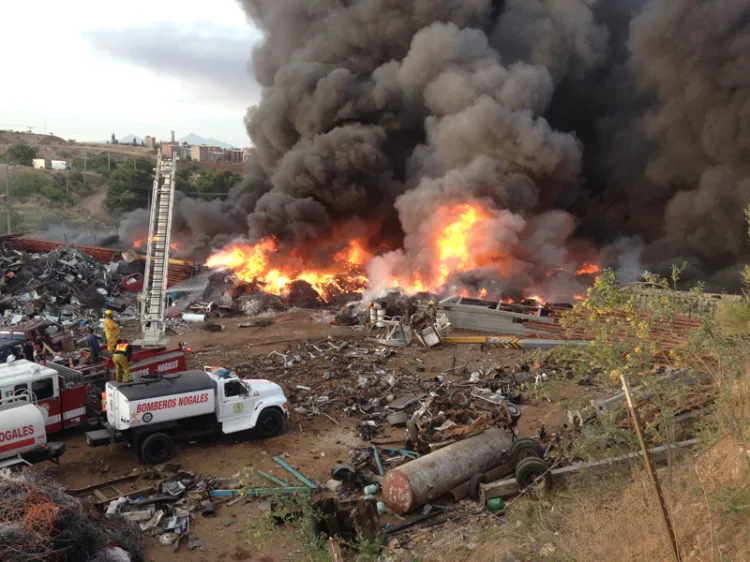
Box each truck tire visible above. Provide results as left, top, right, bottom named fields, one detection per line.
left=514, top=457, right=551, bottom=491
left=510, top=438, right=544, bottom=466
left=255, top=408, right=283, bottom=438
left=140, top=432, right=174, bottom=464
left=467, top=472, right=490, bottom=501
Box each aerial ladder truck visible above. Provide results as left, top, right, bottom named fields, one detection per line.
left=137, top=150, right=178, bottom=348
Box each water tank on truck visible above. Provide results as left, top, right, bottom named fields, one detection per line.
left=0, top=402, right=48, bottom=463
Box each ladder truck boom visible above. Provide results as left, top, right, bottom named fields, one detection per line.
left=137, top=150, right=177, bottom=347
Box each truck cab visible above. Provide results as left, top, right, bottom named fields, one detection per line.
left=0, top=359, right=87, bottom=434
left=208, top=368, right=288, bottom=436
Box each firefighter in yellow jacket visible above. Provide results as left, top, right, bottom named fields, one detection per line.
left=103, top=310, right=120, bottom=352
left=112, top=339, right=132, bottom=383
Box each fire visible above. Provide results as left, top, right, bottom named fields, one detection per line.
left=203, top=201, right=600, bottom=304
left=576, top=263, right=600, bottom=276
left=132, top=235, right=177, bottom=252
left=334, top=239, right=370, bottom=266
left=435, top=204, right=488, bottom=286
left=205, top=237, right=368, bottom=301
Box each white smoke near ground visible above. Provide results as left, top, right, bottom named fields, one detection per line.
left=109, top=0, right=750, bottom=297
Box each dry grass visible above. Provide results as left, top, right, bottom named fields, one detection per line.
left=464, top=438, right=748, bottom=562
left=464, top=360, right=750, bottom=562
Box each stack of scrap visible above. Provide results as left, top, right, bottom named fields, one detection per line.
left=0, top=469, right=145, bottom=562
left=70, top=467, right=220, bottom=553
left=524, top=309, right=703, bottom=350
left=435, top=297, right=559, bottom=338
left=0, top=242, right=139, bottom=322
left=434, top=296, right=703, bottom=350
left=8, top=237, right=197, bottom=289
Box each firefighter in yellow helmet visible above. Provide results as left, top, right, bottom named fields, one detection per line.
left=112, top=339, right=132, bottom=383
left=103, top=310, right=120, bottom=352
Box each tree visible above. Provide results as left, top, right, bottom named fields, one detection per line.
left=105, top=165, right=153, bottom=213
left=111, top=133, right=118, bottom=145
left=195, top=169, right=243, bottom=195
left=6, top=142, right=37, bottom=166
left=9, top=170, right=69, bottom=203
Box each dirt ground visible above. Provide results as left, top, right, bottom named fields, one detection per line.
left=46, top=310, right=611, bottom=562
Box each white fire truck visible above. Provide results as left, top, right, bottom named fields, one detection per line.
left=86, top=367, right=289, bottom=464
left=0, top=359, right=88, bottom=435
left=0, top=350, right=189, bottom=437
left=0, top=399, right=66, bottom=469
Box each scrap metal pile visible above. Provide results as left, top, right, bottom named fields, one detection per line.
left=231, top=337, right=522, bottom=448
left=0, top=243, right=141, bottom=325
left=0, top=470, right=145, bottom=562
left=68, top=466, right=223, bottom=554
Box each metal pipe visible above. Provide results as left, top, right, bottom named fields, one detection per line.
left=381, top=428, right=513, bottom=513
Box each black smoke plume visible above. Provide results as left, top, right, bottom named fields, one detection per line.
left=118, top=0, right=750, bottom=297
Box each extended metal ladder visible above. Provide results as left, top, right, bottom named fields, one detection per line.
left=137, top=151, right=176, bottom=347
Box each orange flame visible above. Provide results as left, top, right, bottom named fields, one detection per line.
left=205, top=238, right=368, bottom=301
left=334, top=239, right=370, bottom=266
left=204, top=201, right=597, bottom=304
left=435, top=204, right=487, bottom=286
left=576, top=263, right=600, bottom=276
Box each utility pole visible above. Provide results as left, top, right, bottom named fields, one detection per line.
left=5, top=165, right=11, bottom=235
left=83, top=151, right=88, bottom=191
left=621, top=374, right=682, bottom=561
left=66, top=164, right=70, bottom=197
left=108, top=151, right=111, bottom=171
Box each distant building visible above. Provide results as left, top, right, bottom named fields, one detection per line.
left=177, top=144, right=191, bottom=160
left=50, top=160, right=71, bottom=171
left=190, top=145, right=222, bottom=162
left=162, top=143, right=176, bottom=158
left=223, top=149, right=243, bottom=163
left=144, top=135, right=156, bottom=149
left=32, top=159, right=70, bottom=170
left=193, top=161, right=245, bottom=172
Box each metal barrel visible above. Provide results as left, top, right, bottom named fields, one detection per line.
left=381, top=428, right=512, bottom=513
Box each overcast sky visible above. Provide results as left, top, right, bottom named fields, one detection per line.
left=0, top=0, right=262, bottom=147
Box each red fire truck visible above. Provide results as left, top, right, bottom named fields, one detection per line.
left=0, top=346, right=188, bottom=436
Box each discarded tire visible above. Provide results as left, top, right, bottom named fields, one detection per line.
left=510, top=438, right=544, bottom=466
left=140, top=432, right=174, bottom=464
left=256, top=408, right=284, bottom=438
left=467, top=472, right=490, bottom=501
left=507, top=404, right=521, bottom=425
left=514, top=457, right=551, bottom=491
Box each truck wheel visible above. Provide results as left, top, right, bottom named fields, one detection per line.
left=511, top=438, right=544, bottom=466
left=515, top=457, right=551, bottom=492
left=140, top=432, right=174, bottom=464
left=255, top=409, right=283, bottom=438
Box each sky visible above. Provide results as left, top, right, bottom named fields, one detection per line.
left=0, top=0, right=262, bottom=147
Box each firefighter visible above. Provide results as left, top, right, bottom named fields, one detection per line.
left=112, top=339, right=133, bottom=383
left=103, top=310, right=120, bottom=352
